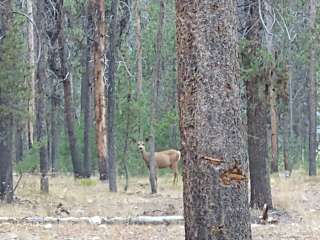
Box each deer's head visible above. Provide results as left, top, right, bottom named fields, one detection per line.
left=137, top=141, right=146, bottom=153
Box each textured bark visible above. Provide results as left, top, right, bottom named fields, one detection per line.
left=16, top=127, right=23, bottom=162
left=245, top=0, right=272, bottom=209
left=148, top=0, right=165, bottom=194
left=283, top=66, right=291, bottom=172
left=0, top=118, right=13, bottom=202
left=91, top=0, right=108, bottom=181
left=35, top=0, right=48, bottom=193
left=122, top=89, right=131, bottom=191
left=308, top=0, right=317, bottom=176
left=56, top=0, right=82, bottom=177
left=134, top=0, right=142, bottom=98
left=265, top=1, right=278, bottom=173
left=177, top=1, right=251, bottom=239
left=107, top=0, right=120, bottom=192
left=82, top=3, right=94, bottom=178
left=26, top=0, right=35, bottom=148
left=0, top=1, right=13, bottom=202
left=50, top=92, right=60, bottom=173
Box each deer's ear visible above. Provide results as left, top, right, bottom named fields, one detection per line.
left=145, top=135, right=152, bottom=143
left=130, top=137, right=137, bottom=143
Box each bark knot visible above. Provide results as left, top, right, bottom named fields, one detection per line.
left=200, top=155, right=223, bottom=166
left=220, top=165, right=247, bottom=185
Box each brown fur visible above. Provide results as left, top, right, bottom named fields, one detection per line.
left=137, top=141, right=181, bottom=184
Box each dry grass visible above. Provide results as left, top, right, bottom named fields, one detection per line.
left=0, top=171, right=320, bottom=239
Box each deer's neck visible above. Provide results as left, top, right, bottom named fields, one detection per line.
left=142, top=150, right=150, bottom=164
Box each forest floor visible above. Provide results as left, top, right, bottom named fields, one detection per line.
left=0, top=171, right=320, bottom=239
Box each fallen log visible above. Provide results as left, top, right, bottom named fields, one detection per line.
left=0, top=216, right=184, bottom=225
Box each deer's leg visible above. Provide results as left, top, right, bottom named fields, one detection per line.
left=172, top=163, right=178, bottom=185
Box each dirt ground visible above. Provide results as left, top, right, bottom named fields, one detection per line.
left=0, top=171, right=320, bottom=239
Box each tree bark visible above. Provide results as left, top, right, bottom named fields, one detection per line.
left=148, top=0, right=165, bottom=194
left=177, top=1, right=252, bottom=239
left=265, top=1, right=278, bottom=173
left=245, top=0, right=273, bottom=209
left=106, top=0, right=120, bottom=192
left=308, top=0, right=317, bottom=176
left=82, top=3, right=94, bottom=178
left=134, top=0, right=142, bottom=98
left=56, top=0, right=82, bottom=177
left=35, top=0, right=49, bottom=193
left=26, top=0, right=35, bottom=149
left=91, top=0, right=108, bottom=181
left=50, top=92, right=60, bottom=173
left=0, top=0, right=13, bottom=203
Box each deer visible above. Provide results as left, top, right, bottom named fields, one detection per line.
left=137, top=141, right=181, bottom=185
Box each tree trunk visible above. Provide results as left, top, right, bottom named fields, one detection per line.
left=106, top=0, right=120, bottom=192
left=283, top=65, right=291, bottom=173
left=26, top=0, right=35, bottom=149
left=245, top=0, right=273, bottom=209
left=56, top=0, right=82, bottom=177
left=50, top=92, right=60, bottom=173
left=148, top=0, right=165, bottom=194
left=134, top=0, right=142, bottom=98
left=177, top=1, right=252, bottom=239
left=265, top=1, right=278, bottom=173
left=82, top=3, right=94, bottom=178
left=91, top=0, right=108, bottom=181
left=122, top=88, right=131, bottom=192
left=0, top=118, right=13, bottom=202
left=35, top=0, right=49, bottom=193
left=308, top=0, right=317, bottom=176
left=16, top=126, right=23, bottom=162
left=154, top=0, right=164, bottom=116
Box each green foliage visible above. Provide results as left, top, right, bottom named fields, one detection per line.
left=16, top=143, right=40, bottom=173
left=0, top=16, right=29, bottom=120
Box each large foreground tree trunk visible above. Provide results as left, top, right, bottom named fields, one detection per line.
left=91, top=0, right=108, bottom=181
left=177, top=1, right=252, bottom=239
left=308, top=0, right=317, bottom=176
left=245, top=0, right=273, bottom=209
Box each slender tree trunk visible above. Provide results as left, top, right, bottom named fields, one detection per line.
left=265, top=1, right=278, bottom=173
left=283, top=65, right=291, bottom=173
left=26, top=0, right=35, bottom=149
left=148, top=0, right=165, bottom=194
left=106, top=0, right=120, bottom=192
left=16, top=127, right=23, bottom=162
left=34, top=0, right=49, bottom=193
left=82, top=3, right=94, bottom=178
left=56, top=0, right=82, bottom=177
left=0, top=118, right=13, bottom=202
left=0, top=4, right=13, bottom=198
left=50, top=93, right=60, bottom=173
left=154, top=0, right=164, bottom=116
left=308, top=0, right=317, bottom=176
left=245, top=0, right=272, bottom=209
left=177, top=1, right=251, bottom=239
left=122, top=87, right=131, bottom=192
left=134, top=0, right=142, bottom=98
left=91, top=0, right=108, bottom=181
